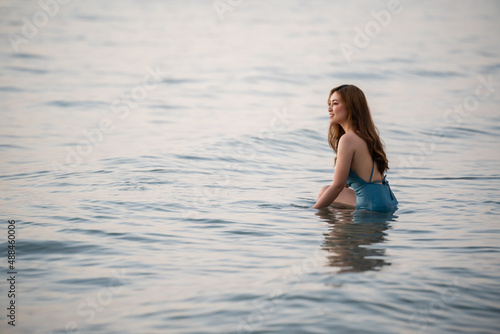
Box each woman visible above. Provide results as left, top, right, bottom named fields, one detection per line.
left=313, top=84, right=398, bottom=212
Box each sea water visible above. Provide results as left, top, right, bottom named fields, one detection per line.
left=1, top=0, right=500, bottom=333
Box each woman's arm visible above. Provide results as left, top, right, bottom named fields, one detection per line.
left=313, top=134, right=355, bottom=209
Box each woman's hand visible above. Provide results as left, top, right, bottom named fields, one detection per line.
left=313, top=133, right=356, bottom=209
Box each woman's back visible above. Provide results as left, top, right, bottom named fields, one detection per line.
left=344, top=131, right=383, bottom=183
left=343, top=132, right=398, bottom=212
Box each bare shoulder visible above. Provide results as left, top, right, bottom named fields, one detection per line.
left=339, top=131, right=363, bottom=148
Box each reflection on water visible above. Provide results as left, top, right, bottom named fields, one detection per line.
left=316, top=208, right=397, bottom=273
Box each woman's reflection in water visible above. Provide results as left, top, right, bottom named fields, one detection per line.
left=316, top=206, right=397, bottom=273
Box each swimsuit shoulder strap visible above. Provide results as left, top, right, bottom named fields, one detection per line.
left=369, top=160, right=375, bottom=183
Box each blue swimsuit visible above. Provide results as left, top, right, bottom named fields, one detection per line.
left=346, top=161, right=398, bottom=212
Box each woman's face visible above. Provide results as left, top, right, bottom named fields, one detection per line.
left=329, top=91, right=348, bottom=125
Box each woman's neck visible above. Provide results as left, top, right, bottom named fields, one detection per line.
left=340, top=122, right=352, bottom=133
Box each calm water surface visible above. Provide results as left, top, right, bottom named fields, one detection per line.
left=1, top=0, right=500, bottom=333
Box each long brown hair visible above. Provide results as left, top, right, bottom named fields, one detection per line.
left=328, top=84, right=389, bottom=174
